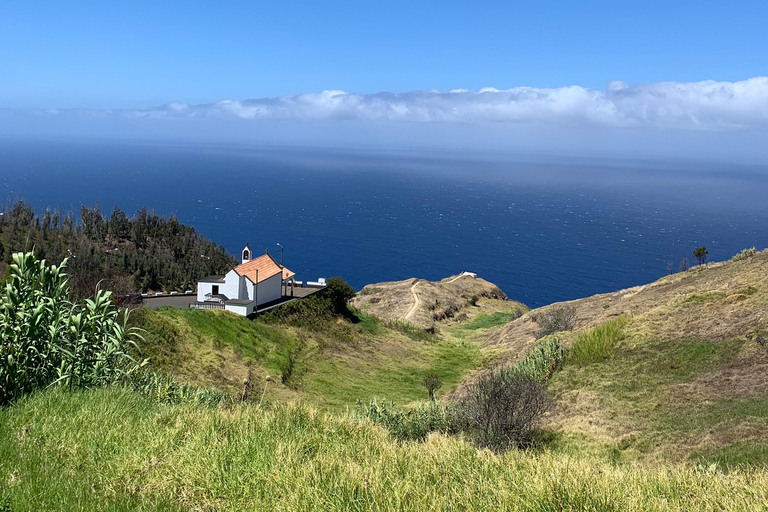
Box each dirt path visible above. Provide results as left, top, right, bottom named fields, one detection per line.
left=404, top=280, right=420, bottom=320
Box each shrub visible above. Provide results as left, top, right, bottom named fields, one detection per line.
left=514, top=337, right=563, bottom=382
left=126, top=366, right=231, bottom=406
left=732, top=247, right=757, bottom=262
left=355, top=399, right=457, bottom=441
left=0, top=251, right=144, bottom=406
left=459, top=367, right=551, bottom=450
left=325, top=276, right=356, bottom=314
left=422, top=372, right=442, bottom=400
left=536, top=305, right=576, bottom=338
left=567, top=316, right=628, bottom=366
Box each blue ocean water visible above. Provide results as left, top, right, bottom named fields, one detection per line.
left=2, top=138, right=767, bottom=308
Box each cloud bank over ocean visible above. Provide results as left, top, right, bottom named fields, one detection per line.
left=25, top=77, right=768, bottom=131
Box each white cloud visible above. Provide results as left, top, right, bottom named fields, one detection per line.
left=15, top=77, right=768, bottom=131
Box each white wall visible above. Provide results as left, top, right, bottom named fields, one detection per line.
left=225, top=303, right=253, bottom=316
left=217, top=269, right=243, bottom=300
left=255, top=273, right=282, bottom=306
left=197, top=282, right=219, bottom=302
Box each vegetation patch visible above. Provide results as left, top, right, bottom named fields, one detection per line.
left=567, top=316, right=629, bottom=366
left=452, top=310, right=522, bottom=332
left=536, top=304, right=576, bottom=338
left=732, top=247, right=758, bottom=262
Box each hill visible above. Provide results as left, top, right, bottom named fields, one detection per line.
left=463, top=249, right=768, bottom=465
left=352, top=273, right=512, bottom=326
left=129, top=275, right=522, bottom=409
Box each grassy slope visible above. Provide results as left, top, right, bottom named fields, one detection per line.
left=130, top=292, right=520, bottom=410
left=3, top=388, right=768, bottom=511
left=481, top=251, right=768, bottom=466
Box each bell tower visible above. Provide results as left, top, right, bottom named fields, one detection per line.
left=241, top=243, right=252, bottom=264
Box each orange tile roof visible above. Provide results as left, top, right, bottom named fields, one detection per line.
left=234, top=253, right=294, bottom=284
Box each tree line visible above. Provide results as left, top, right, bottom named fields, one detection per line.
left=0, top=201, right=236, bottom=298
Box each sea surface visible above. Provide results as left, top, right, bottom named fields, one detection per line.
left=2, top=138, right=767, bottom=308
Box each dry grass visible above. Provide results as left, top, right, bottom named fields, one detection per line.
left=352, top=274, right=517, bottom=327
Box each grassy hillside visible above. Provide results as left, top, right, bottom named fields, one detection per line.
left=130, top=285, right=521, bottom=409
left=3, top=388, right=768, bottom=511
left=472, top=249, right=768, bottom=465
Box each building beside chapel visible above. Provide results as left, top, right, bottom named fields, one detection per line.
left=194, top=243, right=296, bottom=316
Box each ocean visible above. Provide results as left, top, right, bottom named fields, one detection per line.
left=2, top=138, right=767, bottom=308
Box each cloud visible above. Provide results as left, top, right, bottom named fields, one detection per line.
left=15, top=77, right=768, bottom=131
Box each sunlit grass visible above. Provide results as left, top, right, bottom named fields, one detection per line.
left=567, top=316, right=628, bottom=366
left=2, top=388, right=768, bottom=511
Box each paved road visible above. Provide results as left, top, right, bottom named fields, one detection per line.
left=143, top=295, right=197, bottom=309
left=142, top=287, right=323, bottom=311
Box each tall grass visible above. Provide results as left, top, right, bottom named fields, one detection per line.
left=567, top=316, right=629, bottom=366
left=2, top=387, right=768, bottom=511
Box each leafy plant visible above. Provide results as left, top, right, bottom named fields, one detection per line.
left=355, top=398, right=457, bottom=441
left=0, top=251, right=144, bottom=406
left=514, top=337, right=563, bottom=382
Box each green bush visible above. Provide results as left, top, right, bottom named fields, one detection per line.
left=325, top=276, right=356, bottom=314
left=126, top=366, right=231, bottom=406
left=0, top=251, right=144, bottom=406
left=567, top=316, right=628, bottom=366
left=354, top=398, right=457, bottom=441
left=514, top=337, right=564, bottom=382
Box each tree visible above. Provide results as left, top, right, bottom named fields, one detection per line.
left=325, top=276, right=356, bottom=315
left=680, top=256, right=689, bottom=272
left=422, top=372, right=442, bottom=401
left=666, top=261, right=674, bottom=274
left=693, top=246, right=708, bottom=266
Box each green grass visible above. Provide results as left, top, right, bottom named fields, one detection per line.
left=301, top=339, right=482, bottom=408
left=3, top=388, right=768, bottom=511
left=567, top=316, right=628, bottom=366
left=132, top=306, right=485, bottom=410
left=551, top=335, right=747, bottom=460
left=130, top=307, right=299, bottom=391
left=455, top=311, right=520, bottom=331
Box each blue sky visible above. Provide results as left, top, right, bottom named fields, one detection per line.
left=1, top=1, right=767, bottom=162
left=2, top=0, right=766, bottom=108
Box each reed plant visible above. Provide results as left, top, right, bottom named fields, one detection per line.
left=0, top=251, right=144, bottom=406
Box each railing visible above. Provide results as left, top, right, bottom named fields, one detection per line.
left=190, top=302, right=225, bottom=310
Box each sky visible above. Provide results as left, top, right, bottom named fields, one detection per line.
left=1, top=0, right=767, bottom=161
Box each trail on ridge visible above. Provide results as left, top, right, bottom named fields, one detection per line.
left=404, top=280, right=420, bottom=321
